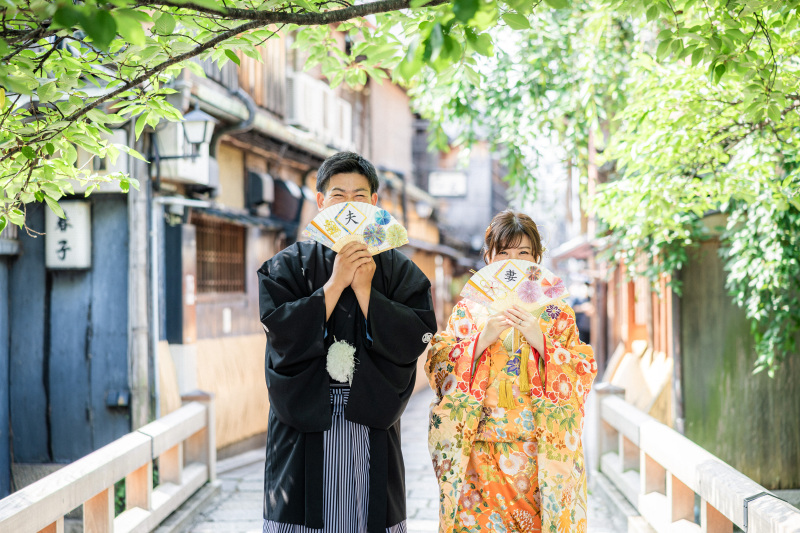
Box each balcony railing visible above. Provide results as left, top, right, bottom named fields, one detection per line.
left=0, top=392, right=216, bottom=533
left=594, top=383, right=800, bottom=533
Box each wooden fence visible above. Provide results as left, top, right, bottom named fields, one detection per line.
left=594, top=383, right=800, bottom=533
left=0, top=392, right=215, bottom=533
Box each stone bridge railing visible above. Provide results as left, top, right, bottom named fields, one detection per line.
left=593, top=383, right=800, bottom=533
left=0, top=391, right=215, bottom=533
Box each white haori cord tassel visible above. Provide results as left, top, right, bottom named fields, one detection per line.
left=327, top=338, right=357, bottom=385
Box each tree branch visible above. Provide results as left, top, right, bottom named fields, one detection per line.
left=1, top=19, right=262, bottom=163
left=136, top=0, right=449, bottom=24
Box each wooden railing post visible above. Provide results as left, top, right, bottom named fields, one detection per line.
left=621, top=435, right=639, bottom=471
left=592, top=382, right=625, bottom=472
left=668, top=473, right=694, bottom=522
left=181, top=391, right=216, bottom=482
left=701, top=499, right=733, bottom=533
left=37, top=518, right=64, bottom=533
left=159, top=443, right=184, bottom=485
left=126, top=462, right=152, bottom=511
left=641, top=452, right=666, bottom=495
left=84, top=487, right=113, bottom=533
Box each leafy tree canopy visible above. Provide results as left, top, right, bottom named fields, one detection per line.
left=412, top=0, right=800, bottom=374
left=2, top=0, right=799, bottom=373
left=0, top=0, right=545, bottom=228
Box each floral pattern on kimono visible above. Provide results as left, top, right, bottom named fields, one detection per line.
left=425, top=299, right=597, bottom=533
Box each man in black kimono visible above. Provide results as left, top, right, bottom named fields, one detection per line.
left=258, top=152, right=437, bottom=533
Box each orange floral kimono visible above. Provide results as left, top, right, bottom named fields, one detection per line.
left=425, top=299, right=597, bottom=533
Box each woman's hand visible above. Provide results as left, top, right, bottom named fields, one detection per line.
left=474, top=312, right=513, bottom=358
left=505, top=305, right=545, bottom=356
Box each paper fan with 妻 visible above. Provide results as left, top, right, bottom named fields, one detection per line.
left=303, top=201, right=409, bottom=255
left=460, top=259, right=569, bottom=315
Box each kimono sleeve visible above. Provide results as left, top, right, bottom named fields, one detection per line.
left=364, top=250, right=437, bottom=367
left=425, top=301, right=485, bottom=401
left=345, top=253, right=437, bottom=429
left=258, top=252, right=326, bottom=374
left=539, top=301, right=597, bottom=408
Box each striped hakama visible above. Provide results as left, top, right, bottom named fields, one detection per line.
left=263, top=387, right=407, bottom=533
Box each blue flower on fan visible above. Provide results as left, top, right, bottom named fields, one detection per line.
left=374, top=209, right=392, bottom=225
left=363, top=223, right=386, bottom=247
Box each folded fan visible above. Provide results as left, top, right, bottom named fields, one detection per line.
left=460, top=259, right=569, bottom=315
left=303, top=201, right=409, bottom=255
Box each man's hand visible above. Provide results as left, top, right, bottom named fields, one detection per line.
left=351, top=249, right=376, bottom=317
left=323, top=242, right=373, bottom=319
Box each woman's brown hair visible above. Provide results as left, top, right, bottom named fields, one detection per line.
left=482, top=210, right=544, bottom=264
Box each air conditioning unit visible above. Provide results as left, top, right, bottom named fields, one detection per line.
left=334, top=99, right=354, bottom=151
left=286, top=72, right=326, bottom=139
left=155, top=121, right=212, bottom=187
left=323, top=89, right=339, bottom=146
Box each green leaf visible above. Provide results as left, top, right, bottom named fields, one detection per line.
left=502, top=13, right=531, bottom=30
left=119, top=145, right=149, bottom=162
left=428, top=23, right=444, bottom=62
left=82, top=10, right=117, bottom=50
left=224, top=49, right=241, bottom=66
left=656, top=40, right=672, bottom=61
left=46, top=143, right=55, bottom=155
left=154, top=13, right=177, bottom=35
left=52, top=6, right=81, bottom=30
left=691, top=46, right=705, bottom=66
left=713, top=63, right=726, bottom=84
left=0, top=216, right=6, bottom=235
left=44, top=196, right=66, bottom=218
left=767, top=104, right=781, bottom=124
left=135, top=112, right=149, bottom=140
left=115, top=10, right=146, bottom=45
left=543, top=0, right=569, bottom=8
left=453, top=0, right=480, bottom=22
left=646, top=5, right=658, bottom=21
left=6, top=209, right=23, bottom=227
left=37, top=81, right=58, bottom=103
left=21, top=146, right=36, bottom=160
left=466, top=29, right=493, bottom=57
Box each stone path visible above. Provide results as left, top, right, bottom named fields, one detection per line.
left=186, top=388, right=627, bottom=533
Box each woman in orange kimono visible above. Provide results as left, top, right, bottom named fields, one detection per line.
left=425, top=210, right=597, bottom=533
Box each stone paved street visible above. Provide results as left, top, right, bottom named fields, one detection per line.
left=186, top=388, right=627, bottom=533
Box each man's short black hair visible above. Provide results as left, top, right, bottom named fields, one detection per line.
left=316, top=152, right=380, bottom=195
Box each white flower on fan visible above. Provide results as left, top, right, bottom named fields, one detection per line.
left=327, top=339, right=356, bottom=384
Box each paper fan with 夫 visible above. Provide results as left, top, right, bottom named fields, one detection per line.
left=303, top=202, right=409, bottom=255
left=460, top=259, right=569, bottom=315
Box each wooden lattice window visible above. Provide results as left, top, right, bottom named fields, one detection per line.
left=193, top=214, right=246, bottom=293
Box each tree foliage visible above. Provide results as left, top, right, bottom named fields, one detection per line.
left=0, top=0, right=513, bottom=231
left=413, top=0, right=800, bottom=374
left=2, top=0, right=799, bottom=373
